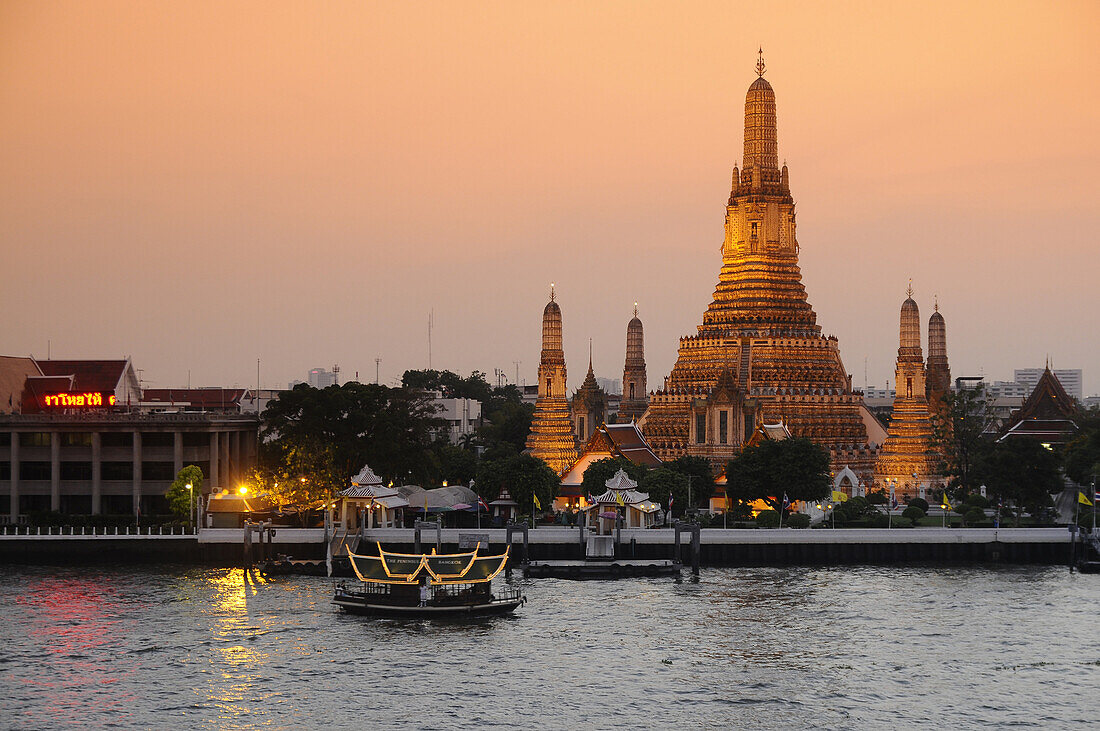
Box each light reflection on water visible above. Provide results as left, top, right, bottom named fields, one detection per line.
left=1, top=564, right=1098, bottom=729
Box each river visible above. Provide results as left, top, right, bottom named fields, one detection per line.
left=0, top=564, right=1097, bottom=729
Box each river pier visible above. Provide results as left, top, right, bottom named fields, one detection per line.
left=0, top=525, right=1073, bottom=566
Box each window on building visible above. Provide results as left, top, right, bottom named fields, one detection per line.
left=695, top=414, right=706, bottom=444
left=62, top=433, right=92, bottom=447
left=18, top=461, right=51, bottom=480
left=577, top=417, right=585, bottom=439
left=60, top=462, right=93, bottom=480
left=100, top=433, right=132, bottom=448
left=629, top=382, right=636, bottom=400
left=719, top=411, right=729, bottom=445
left=182, top=433, right=207, bottom=448
left=0, top=462, right=10, bottom=480
left=142, top=462, right=175, bottom=481
left=101, top=461, right=133, bottom=481
left=751, top=221, right=759, bottom=240
left=142, top=433, right=174, bottom=448
left=744, top=412, right=755, bottom=438
left=19, top=432, right=50, bottom=447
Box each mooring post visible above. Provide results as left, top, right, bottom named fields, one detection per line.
left=673, top=521, right=682, bottom=565
left=435, top=517, right=442, bottom=553
left=243, top=521, right=252, bottom=569
left=691, top=523, right=700, bottom=577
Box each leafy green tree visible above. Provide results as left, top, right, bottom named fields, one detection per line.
left=430, top=441, right=477, bottom=487
left=260, top=382, right=444, bottom=487
left=665, top=455, right=714, bottom=508
left=640, top=466, right=689, bottom=511
left=477, top=400, right=534, bottom=453
left=756, top=510, right=780, bottom=528
left=166, top=465, right=203, bottom=522
left=580, top=457, right=648, bottom=497
left=973, top=439, right=1062, bottom=525
left=902, top=505, right=926, bottom=521
left=933, top=383, right=998, bottom=491
left=725, top=438, right=831, bottom=514
left=1063, top=410, right=1100, bottom=487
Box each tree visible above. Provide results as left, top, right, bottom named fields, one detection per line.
left=665, top=455, right=714, bottom=508
left=640, top=467, right=689, bottom=510
left=725, top=438, right=831, bottom=514
left=260, top=382, right=445, bottom=488
left=166, top=465, right=203, bottom=523
left=430, top=441, right=477, bottom=487
left=973, top=439, right=1062, bottom=525
left=933, top=383, right=998, bottom=491
left=477, top=400, right=534, bottom=453
left=1063, top=410, right=1100, bottom=487
left=580, top=457, right=648, bottom=497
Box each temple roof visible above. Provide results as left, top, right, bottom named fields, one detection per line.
left=1011, top=367, right=1078, bottom=422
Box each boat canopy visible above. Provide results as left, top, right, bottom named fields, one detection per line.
left=348, top=544, right=510, bottom=585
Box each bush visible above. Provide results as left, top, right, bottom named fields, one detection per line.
left=964, top=508, right=986, bottom=526
left=866, top=491, right=887, bottom=506
left=869, top=514, right=890, bottom=528
left=786, top=513, right=810, bottom=529
left=964, top=494, right=990, bottom=509
left=902, top=506, right=926, bottom=521
left=908, top=497, right=929, bottom=513
left=756, top=510, right=781, bottom=528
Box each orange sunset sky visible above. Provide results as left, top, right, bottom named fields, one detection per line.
left=2, top=1, right=1099, bottom=395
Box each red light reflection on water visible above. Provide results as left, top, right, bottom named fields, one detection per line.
left=14, top=576, right=143, bottom=721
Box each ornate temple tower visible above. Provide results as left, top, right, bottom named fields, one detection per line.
left=874, top=287, right=942, bottom=499
left=642, top=52, right=874, bottom=476
left=571, top=344, right=608, bottom=446
left=925, top=299, right=951, bottom=409
left=618, top=305, right=648, bottom=423
left=526, top=286, right=579, bottom=474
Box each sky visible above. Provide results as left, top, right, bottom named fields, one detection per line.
left=2, top=1, right=1099, bottom=396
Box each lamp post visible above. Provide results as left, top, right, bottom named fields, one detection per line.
left=940, top=502, right=947, bottom=528
left=186, top=483, right=194, bottom=532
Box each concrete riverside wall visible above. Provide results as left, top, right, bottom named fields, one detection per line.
left=0, top=527, right=1073, bottom=566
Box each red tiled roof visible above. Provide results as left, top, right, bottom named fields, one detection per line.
left=37, top=360, right=128, bottom=394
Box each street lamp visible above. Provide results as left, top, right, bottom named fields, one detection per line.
left=940, top=502, right=948, bottom=528
left=186, top=483, right=194, bottom=532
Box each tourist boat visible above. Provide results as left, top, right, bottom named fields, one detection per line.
left=333, top=544, right=525, bottom=617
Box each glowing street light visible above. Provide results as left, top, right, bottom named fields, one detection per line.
left=186, top=483, right=194, bottom=531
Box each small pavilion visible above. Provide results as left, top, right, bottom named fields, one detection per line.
left=337, top=465, right=409, bottom=530
left=489, top=488, right=520, bottom=525
left=557, top=422, right=661, bottom=513
left=583, top=468, right=661, bottom=534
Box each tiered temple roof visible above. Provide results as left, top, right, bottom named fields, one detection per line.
left=642, top=53, right=874, bottom=480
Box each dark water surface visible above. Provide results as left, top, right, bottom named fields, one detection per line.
left=1, top=564, right=1097, bottom=729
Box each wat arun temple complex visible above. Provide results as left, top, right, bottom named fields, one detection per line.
left=528, top=54, right=911, bottom=485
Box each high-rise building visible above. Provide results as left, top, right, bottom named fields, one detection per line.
left=307, top=368, right=338, bottom=389
left=525, top=287, right=579, bottom=474
left=641, top=53, right=874, bottom=478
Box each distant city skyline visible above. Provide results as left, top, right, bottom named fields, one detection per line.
left=3, top=2, right=1098, bottom=395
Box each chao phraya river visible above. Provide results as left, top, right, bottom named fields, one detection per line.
left=1, top=564, right=1097, bottom=729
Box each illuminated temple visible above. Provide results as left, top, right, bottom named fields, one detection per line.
left=873, top=288, right=945, bottom=499
left=526, top=287, right=580, bottom=474
left=641, top=53, right=876, bottom=478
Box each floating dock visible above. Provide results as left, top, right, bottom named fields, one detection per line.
left=524, top=558, right=680, bottom=579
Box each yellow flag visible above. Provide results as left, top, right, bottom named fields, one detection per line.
left=533, top=493, right=541, bottom=510
left=615, top=491, right=625, bottom=506
left=831, top=491, right=848, bottom=503
left=943, top=495, right=952, bottom=510
left=1078, top=492, right=1093, bottom=506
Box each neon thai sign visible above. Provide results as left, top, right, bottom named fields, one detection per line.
left=42, top=392, right=117, bottom=408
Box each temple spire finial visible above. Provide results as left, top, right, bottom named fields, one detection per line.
left=756, top=47, right=766, bottom=77
left=907, top=278, right=913, bottom=299
left=550, top=282, right=555, bottom=302
left=934, top=294, right=939, bottom=312
left=589, top=338, right=593, bottom=370
left=633, top=301, right=638, bottom=317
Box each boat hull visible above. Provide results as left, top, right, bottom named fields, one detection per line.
left=333, top=593, right=525, bottom=618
